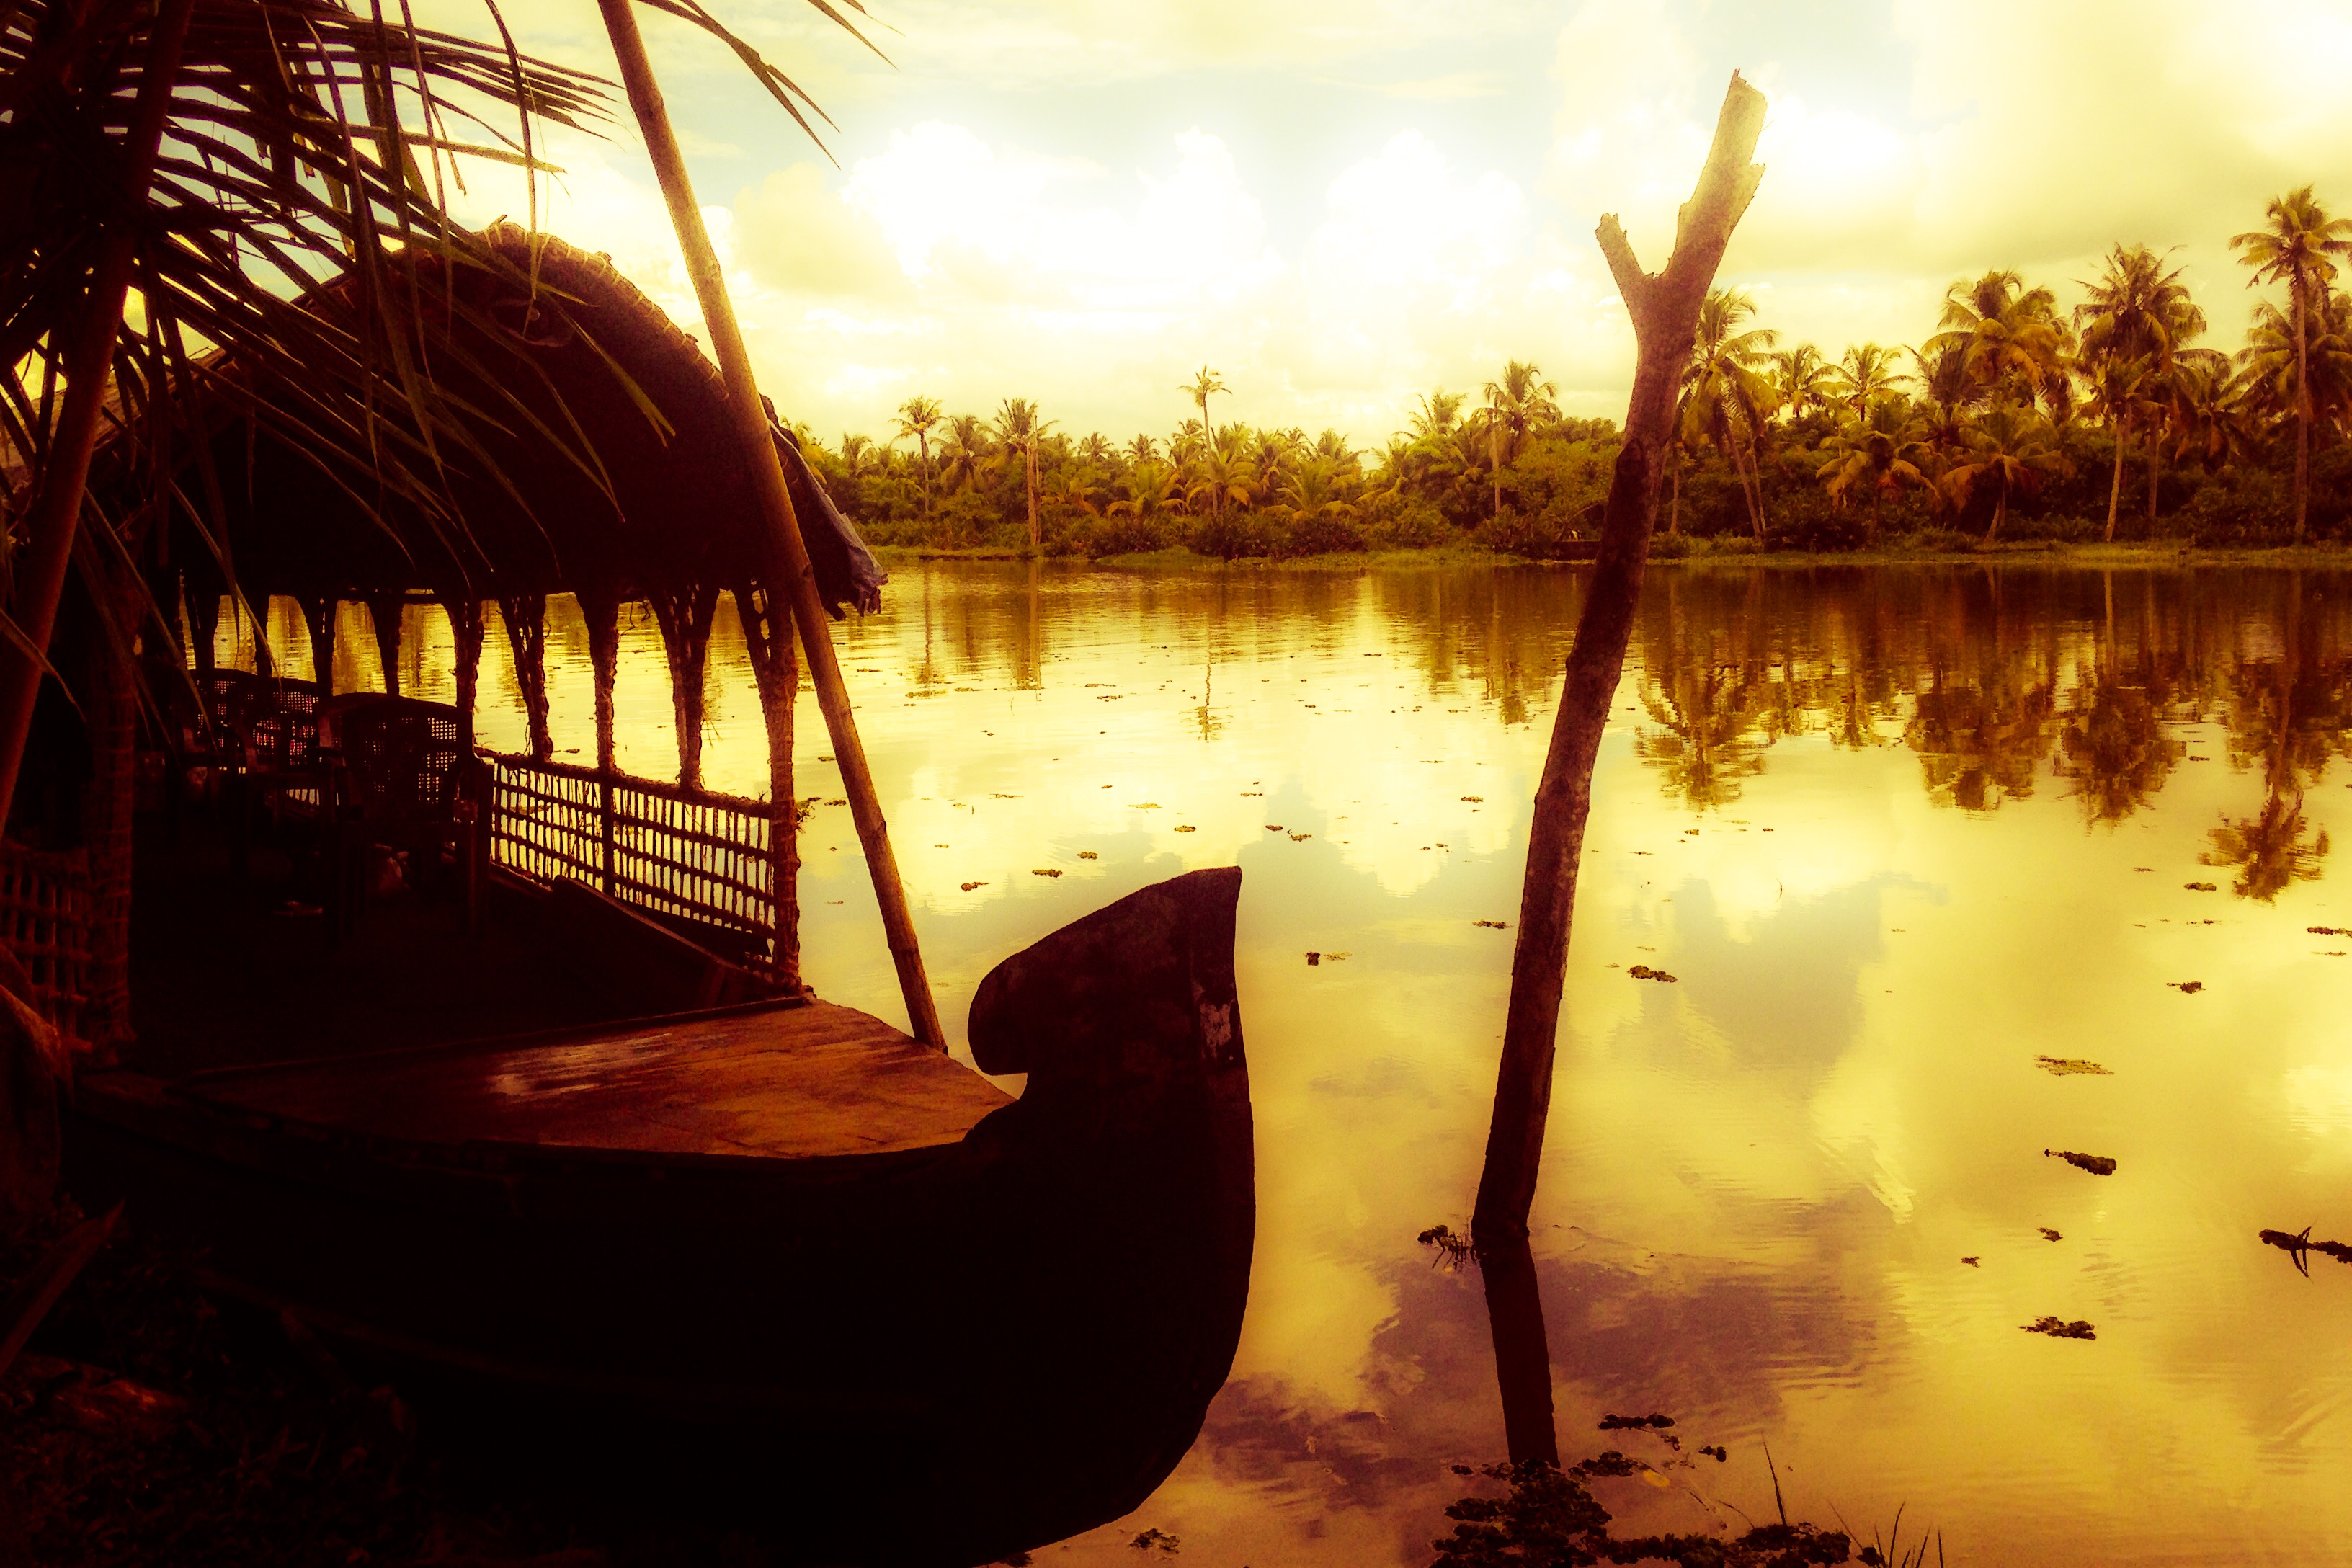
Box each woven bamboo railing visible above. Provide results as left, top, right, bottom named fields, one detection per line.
left=481, top=750, right=788, bottom=981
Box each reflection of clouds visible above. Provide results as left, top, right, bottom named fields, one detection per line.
left=432, top=563, right=2352, bottom=1565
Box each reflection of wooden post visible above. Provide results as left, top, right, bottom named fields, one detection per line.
left=1480, top=1234, right=1559, bottom=1466
left=647, top=584, right=717, bottom=790
left=184, top=579, right=219, bottom=676
left=1474, top=74, right=1767, bottom=1245
left=597, top=0, right=942, bottom=1046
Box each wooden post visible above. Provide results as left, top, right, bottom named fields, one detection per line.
left=182, top=577, right=219, bottom=676
left=300, top=594, right=337, bottom=694
left=646, top=584, right=716, bottom=790
left=498, top=593, right=553, bottom=762
left=365, top=593, right=405, bottom=696
left=1472, top=73, right=1767, bottom=1247
left=596, top=0, right=943, bottom=1046
left=0, top=0, right=197, bottom=832
left=445, top=593, right=485, bottom=744
left=736, top=578, right=801, bottom=988
left=581, top=590, right=621, bottom=896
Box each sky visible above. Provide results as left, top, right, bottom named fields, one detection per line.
left=414, top=0, right=2352, bottom=448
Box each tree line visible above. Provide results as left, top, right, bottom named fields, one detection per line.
left=801, top=184, right=2352, bottom=558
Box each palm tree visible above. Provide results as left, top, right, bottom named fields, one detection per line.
left=1181, top=365, right=1228, bottom=438
left=1931, top=270, right=2070, bottom=411
left=2168, top=355, right=2250, bottom=475
left=1108, top=463, right=1187, bottom=523
left=937, top=414, right=993, bottom=495
left=1408, top=389, right=1466, bottom=441
left=1941, top=402, right=2067, bottom=543
left=991, top=398, right=1054, bottom=549
left=892, top=396, right=944, bottom=520
left=1680, top=290, right=1778, bottom=535
left=1479, top=360, right=1562, bottom=519
left=1049, top=471, right=1103, bottom=517
left=1125, top=433, right=1162, bottom=467
left=1815, top=398, right=1928, bottom=542
left=2079, top=355, right=2157, bottom=543
left=1829, top=342, right=1906, bottom=418
left=2076, top=244, right=2206, bottom=527
left=1768, top=344, right=1837, bottom=424
left=2232, top=187, right=2352, bottom=543
left=1910, top=340, right=1974, bottom=494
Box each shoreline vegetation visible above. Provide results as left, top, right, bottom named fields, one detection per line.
left=816, top=188, right=2352, bottom=570
left=876, top=538, right=2352, bottom=572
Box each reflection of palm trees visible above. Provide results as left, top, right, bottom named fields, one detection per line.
left=2204, top=581, right=2341, bottom=898
left=1906, top=658, right=2057, bottom=812
left=1636, top=660, right=1774, bottom=810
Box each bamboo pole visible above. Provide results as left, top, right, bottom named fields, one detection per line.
left=0, top=0, right=197, bottom=832
left=1471, top=74, right=1767, bottom=1246
left=595, top=0, right=943, bottom=1048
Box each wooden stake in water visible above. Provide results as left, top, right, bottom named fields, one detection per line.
left=1472, top=74, right=1768, bottom=1244
left=595, top=0, right=944, bottom=1048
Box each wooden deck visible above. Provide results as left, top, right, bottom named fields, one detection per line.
left=184, top=999, right=1014, bottom=1159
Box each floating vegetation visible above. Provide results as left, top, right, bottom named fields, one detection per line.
left=2038, top=1228, right=2062, bottom=1242
left=960, top=881, right=988, bottom=891
left=1173, top=825, right=1196, bottom=833
left=2045, top=1149, right=2118, bottom=1176
left=1290, top=832, right=1313, bottom=841
left=1031, top=868, right=1063, bottom=878
left=2260, top=1226, right=2352, bottom=1276
left=1961, top=1256, right=1980, bottom=1267
left=1474, top=919, right=1509, bottom=930
left=2036, top=1056, right=2111, bottom=1076
left=1130, top=802, right=1161, bottom=810
left=1265, top=824, right=1284, bottom=832
left=1698, top=1445, right=1727, bottom=1462
left=2184, top=881, right=2217, bottom=892
left=1433, top=1456, right=1858, bottom=1568
left=1461, top=796, right=1484, bottom=803
left=1077, top=850, right=1099, bottom=860
left=2022, top=1317, right=2096, bottom=1340
left=2168, top=981, right=2205, bottom=994
left=1306, top=951, right=1321, bottom=966
left=1627, top=964, right=1679, bottom=984
left=1126, top=1528, right=1180, bottom=1554
left=1598, top=1413, right=1675, bottom=1431
left=2311, top=925, right=2349, bottom=937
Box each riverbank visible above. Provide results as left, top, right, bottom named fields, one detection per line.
left=874, top=539, right=2352, bottom=574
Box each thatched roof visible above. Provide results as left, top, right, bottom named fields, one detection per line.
left=170, top=223, right=881, bottom=613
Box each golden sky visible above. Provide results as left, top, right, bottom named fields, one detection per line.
left=421, top=0, right=2352, bottom=445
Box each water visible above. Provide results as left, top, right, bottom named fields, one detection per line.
left=251, top=562, right=2352, bottom=1566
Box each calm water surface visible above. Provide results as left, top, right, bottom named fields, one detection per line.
left=250, top=562, right=2352, bottom=1566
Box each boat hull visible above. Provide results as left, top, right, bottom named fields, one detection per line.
left=67, top=867, right=1254, bottom=1564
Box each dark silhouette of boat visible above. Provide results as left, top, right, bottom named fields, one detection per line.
left=68, top=867, right=1252, bottom=1564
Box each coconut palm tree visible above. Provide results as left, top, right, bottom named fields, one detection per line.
left=1910, top=340, right=1974, bottom=491
left=1109, top=463, right=1187, bottom=523
left=1125, top=434, right=1162, bottom=467
left=2234, top=293, right=2352, bottom=435
left=1479, top=360, right=1562, bottom=519
left=2079, top=355, right=2157, bottom=543
left=2232, top=187, right=2352, bottom=543
left=892, top=396, right=944, bottom=520
left=1931, top=270, right=2071, bottom=411
left=1829, top=343, right=1907, bottom=418
left=1181, top=365, right=1228, bottom=437
left=937, top=414, right=992, bottom=495
left=990, top=398, right=1054, bottom=550
left=1408, top=389, right=1466, bottom=441
left=2076, top=244, right=2208, bottom=525
left=1768, top=344, right=1837, bottom=424
left=2168, top=355, right=2251, bottom=475
left=1680, top=290, right=1778, bottom=535
left=1815, top=398, right=1929, bottom=541
left=1941, top=402, right=2067, bottom=543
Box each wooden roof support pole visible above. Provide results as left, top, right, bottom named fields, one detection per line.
left=597, top=0, right=943, bottom=1048
left=445, top=594, right=485, bottom=745
left=498, top=593, right=552, bottom=762
left=1471, top=72, right=1766, bottom=1249
left=736, top=578, right=802, bottom=989
left=300, top=596, right=337, bottom=695
left=365, top=594, right=404, bottom=697
left=0, top=0, right=196, bottom=831
left=580, top=591, right=622, bottom=774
